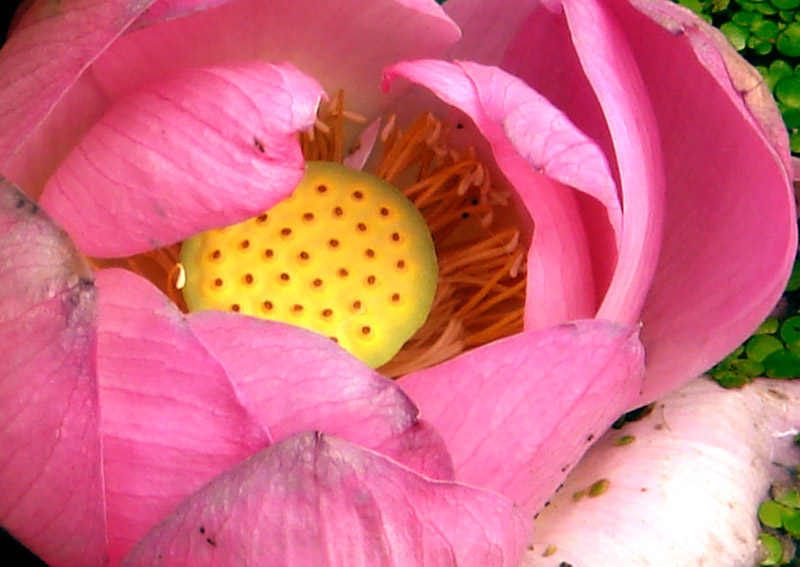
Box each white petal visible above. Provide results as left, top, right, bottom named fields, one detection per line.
left=526, top=377, right=800, bottom=567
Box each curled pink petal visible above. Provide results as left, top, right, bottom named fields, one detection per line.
left=554, top=0, right=665, bottom=326
left=384, top=59, right=622, bottom=326
left=40, top=62, right=323, bottom=257
left=400, top=320, right=644, bottom=513
left=610, top=0, right=797, bottom=402
left=527, top=378, right=800, bottom=567
left=95, top=269, right=270, bottom=564
left=0, top=181, right=106, bottom=567
left=189, top=311, right=454, bottom=480
left=122, top=432, right=529, bottom=567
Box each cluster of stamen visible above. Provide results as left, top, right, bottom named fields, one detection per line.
left=92, top=92, right=527, bottom=377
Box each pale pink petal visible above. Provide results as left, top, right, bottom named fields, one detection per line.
left=0, top=181, right=106, bottom=567
left=527, top=378, right=800, bottom=567
left=91, top=0, right=461, bottom=127
left=384, top=59, right=624, bottom=326
left=0, top=0, right=155, bottom=196
left=400, top=320, right=644, bottom=514
left=40, top=62, right=323, bottom=258
left=95, top=269, right=270, bottom=564
left=189, top=312, right=454, bottom=480
left=610, top=0, right=797, bottom=402
left=122, top=433, right=529, bottom=567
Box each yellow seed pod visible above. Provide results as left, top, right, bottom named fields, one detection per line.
left=180, top=161, right=438, bottom=368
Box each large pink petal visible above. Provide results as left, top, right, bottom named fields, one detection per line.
left=40, top=62, right=323, bottom=258
left=384, top=59, right=623, bottom=326
left=95, top=269, right=270, bottom=565
left=91, top=0, right=461, bottom=127
left=189, top=312, right=454, bottom=480
left=400, top=320, right=644, bottom=514
left=0, top=181, right=106, bottom=567
left=122, top=432, right=529, bottom=567
left=609, top=0, right=796, bottom=402
left=0, top=0, right=156, bottom=196
left=527, top=378, right=800, bottom=567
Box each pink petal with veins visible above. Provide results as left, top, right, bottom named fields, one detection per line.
left=400, top=320, right=644, bottom=514
left=189, top=311, right=454, bottom=480
left=95, top=269, right=270, bottom=565
left=40, top=62, right=323, bottom=257
left=0, top=0, right=156, bottom=187
left=122, top=433, right=529, bottom=567
left=0, top=181, right=106, bottom=567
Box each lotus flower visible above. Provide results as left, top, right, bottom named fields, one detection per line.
left=0, top=1, right=794, bottom=566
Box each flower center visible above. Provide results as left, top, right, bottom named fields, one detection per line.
left=178, top=161, right=438, bottom=368
left=92, top=92, right=528, bottom=376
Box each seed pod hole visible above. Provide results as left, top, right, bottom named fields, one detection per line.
left=239, top=239, right=250, bottom=250
left=231, top=304, right=241, bottom=312
left=244, top=273, right=254, bottom=284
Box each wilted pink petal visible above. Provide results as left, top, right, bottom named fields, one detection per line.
left=90, top=0, right=461, bottom=126
left=40, top=62, right=323, bottom=257
left=0, top=181, right=106, bottom=567
left=0, top=0, right=155, bottom=187
left=612, top=0, right=797, bottom=402
left=122, top=432, right=529, bottom=567
left=95, top=269, right=270, bottom=564
left=527, top=378, right=800, bottom=567
left=400, top=320, right=644, bottom=513
left=189, top=311, right=454, bottom=479
left=384, top=59, right=621, bottom=326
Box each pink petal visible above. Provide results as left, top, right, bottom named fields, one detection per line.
left=400, top=320, right=644, bottom=514
left=40, top=62, right=322, bottom=257
left=527, top=378, right=800, bottom=567
left=189, top=311, right=454, bottom=480
left=122, top=432, right=529, bottom=567
left=384, top=59, right=622, bottom=326
left=0, top=181, right=106, bottom=567
left=95, top=269, right=270, bottom=565
left=442, top=0, right=542, bottom=64
left=0, top=0, right=155, bottom=195
left=610, top=0, right=797, bottom=402
left=130, top=0, right=235, bottom=30
left=555, top=0, right=666, bottom=326
left=91, top=0, right=461, bottom=127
